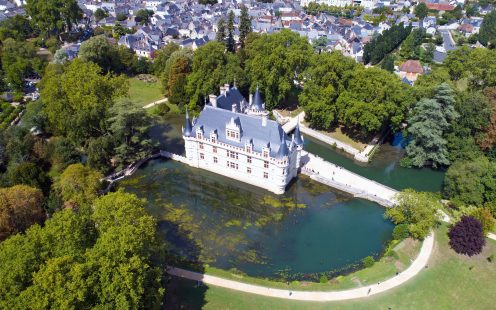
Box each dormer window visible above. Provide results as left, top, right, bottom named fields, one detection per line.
left=196, top=127, right=203, bottom=140
left=226, top=117, right=241, bottom=142
left=262, top=147, right=269, bottom=158
left=210, top=131, right=217, bottom=143
left=245, top=141, right=252, bottom=153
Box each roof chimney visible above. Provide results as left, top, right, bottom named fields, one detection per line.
left=249, top=94, right=253, bottom=105
left=209, top=94, right=217, bottom=108
left=262, top=115, right=267, bottom=127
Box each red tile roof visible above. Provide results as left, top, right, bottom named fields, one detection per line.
left=399, top=60, right=424, bottom=74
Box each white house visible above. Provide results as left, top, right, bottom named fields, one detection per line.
left=182, top=85, right=304, bottom=194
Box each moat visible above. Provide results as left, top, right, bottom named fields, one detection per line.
left=118, top=115, right=445, bottom=280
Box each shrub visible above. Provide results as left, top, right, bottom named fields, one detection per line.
left=448, top=216, right=486, bottom=256
left=362, top=256, right=375, bottom=268
left=488, top=254, right=494, bottom=263
left=319, top=274, right=328, bottom=283
left=393, top=223, right=410, bottom=240
left=471, top=208, right=495, bottom=236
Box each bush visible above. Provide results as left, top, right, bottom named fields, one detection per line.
left=471, top=208, right=495, bottom=236
left=319, top=274, right=328, bottom=283
left=362, top=256, right=375, bottom=268
left=393, top=223, right=410, bottom=240
left=448, top=216, right=486, bottom=256
left=488, top=254, right=494, bottom=263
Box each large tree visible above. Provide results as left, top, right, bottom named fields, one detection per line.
left=385, top=189, right=440, bottom=239
left=0, top=191, right=165, bottom=308
left=478, top=9, right=496, bottom=47
left=226, top=10, right=236, bottom=53
left=414, top=3, right=428, bottom=20
left=443, top=156, right=496, bottom=207
left=56, top=163, right=102, bottom=207
left=298, top=52, right=356, bottom=129
left=25, top=0, right=82, bottom=37
left=405, top=83, right=458, bottom=168
left=162, top=50, right=193, bottom=107
left=239, top=5, right=252, bottom=48
left=108, top=100, right=154, bottom=168
left=245, top=30, right=313, bottom=109
left=40, top=60, right=128, bottom=145
left=186, top=42, right=247, bottom=110
left=0, top=185, right=45, bottom=241
left=153, top=43, right=180, bottom=76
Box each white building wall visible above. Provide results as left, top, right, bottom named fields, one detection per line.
left=184, top=136, right=299, bottom=194
left=301, top=0, right=354, bottom=7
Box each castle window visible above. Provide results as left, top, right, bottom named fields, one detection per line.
left=213, top=146, right=217, bottom=153
left=263, top=150, right=269, bottom=158
left=199, top=142, right=204, bottom=150
left=247, top=156, right=252, bottom=163
left=264, top=172, right=268, bottom=179
left=196, top=131, right=203, bottom=139
left=247, top=167, right=251, bottom=174
left=213, top=157, right=218, bottom=163
left=264, top=161, right=269, bottom=169
left=200, top=153, right=204, bottom=159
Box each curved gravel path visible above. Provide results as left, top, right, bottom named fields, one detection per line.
left=167, top=232, right=435, bottom=301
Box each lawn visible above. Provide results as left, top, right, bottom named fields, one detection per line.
left=302, top=122, right=369, bottom=151
left=165, top=224, right=496, bottom=309
left=127, top=77, right=164, bottom=107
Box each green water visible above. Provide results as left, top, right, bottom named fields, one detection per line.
left=118, top=159, right=393, bottom=280
left=120, top=115, right=445, bottom=280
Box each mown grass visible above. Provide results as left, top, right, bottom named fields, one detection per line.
left=127, top=77, right=164, bottom=107
left=166, top=224, right=496, bottom=309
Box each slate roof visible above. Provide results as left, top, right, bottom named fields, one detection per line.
left=192, top=105, right=291, bottom=158
left=216, top=87, right=245, bottom=111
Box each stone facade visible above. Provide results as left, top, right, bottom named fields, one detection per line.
left=182, top=85, right=304, bottom=194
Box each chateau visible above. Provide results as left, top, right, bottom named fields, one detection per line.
left=182, top=84, right=304, bottom=194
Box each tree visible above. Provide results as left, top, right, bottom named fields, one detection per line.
left=405, top=83, right=458, bottom=168
left=336, top=66, right=413, bottom=133
left=109, top=100, right=154, bottom=168
left=414, top=3, right=428, bottom=20
left=239, top=5, right=252, bottom=48
left=164, top=51, right=193, bottom=107
left=400, top=28, right=425, bottom=60
left=25, top=0, right=82, bottom=37
left=215, top=17, right=226, bottom=43
left=478, top=9, right=496, bottom=47
left=135, top=9, right=153, bottom=26
left=186, top=42, right=247, bottom=110
left=245, top=30, right=313, bottom=109
left=116, top=12, right=128, bottom=21
left=94, top=8, right=108, bottom=22
left=53, top=48, right=69, bottom=64
left=471, top=208, right=495, bottom=236
left=448, top=216, right=485, bottom=256
left=0, top=185, right=45, bottom=241
left=6, top=162, right=50, bottom=195
left=312, top=36, right=328, bottom=54
left=226, top=10, right=236, bottom=53
left=0, top=15, right=34, bottom=41
left=0, top=191, right=165, bottom=308
left=79, top=35, right=133, bottom=73
left=153, top=43, right=180, bottom=76
left=385, top=189, right=439, bottom=239
left=443, top=157, right=496, bottom=206
left=40, top=60, right=128, bottom=145
left=56, top=164, right=102, bottom=207
left=363, top=23, right=411, bottom=64
left=381, top=54, right=395, bottom=72
left=86, top=136, right=114, bottom=173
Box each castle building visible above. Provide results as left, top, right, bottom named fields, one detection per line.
left=182, top=84, right=304, bottom=194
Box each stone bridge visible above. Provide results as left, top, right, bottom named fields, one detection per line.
left=301, top=151, right=397, bottom=207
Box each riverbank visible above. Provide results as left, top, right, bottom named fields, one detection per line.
left=166, top=232, right=433, bottom=301
left=165, top=224, right=496, bottom=308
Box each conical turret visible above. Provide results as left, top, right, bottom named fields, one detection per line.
left=183, top=108, right=192, bottom=137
